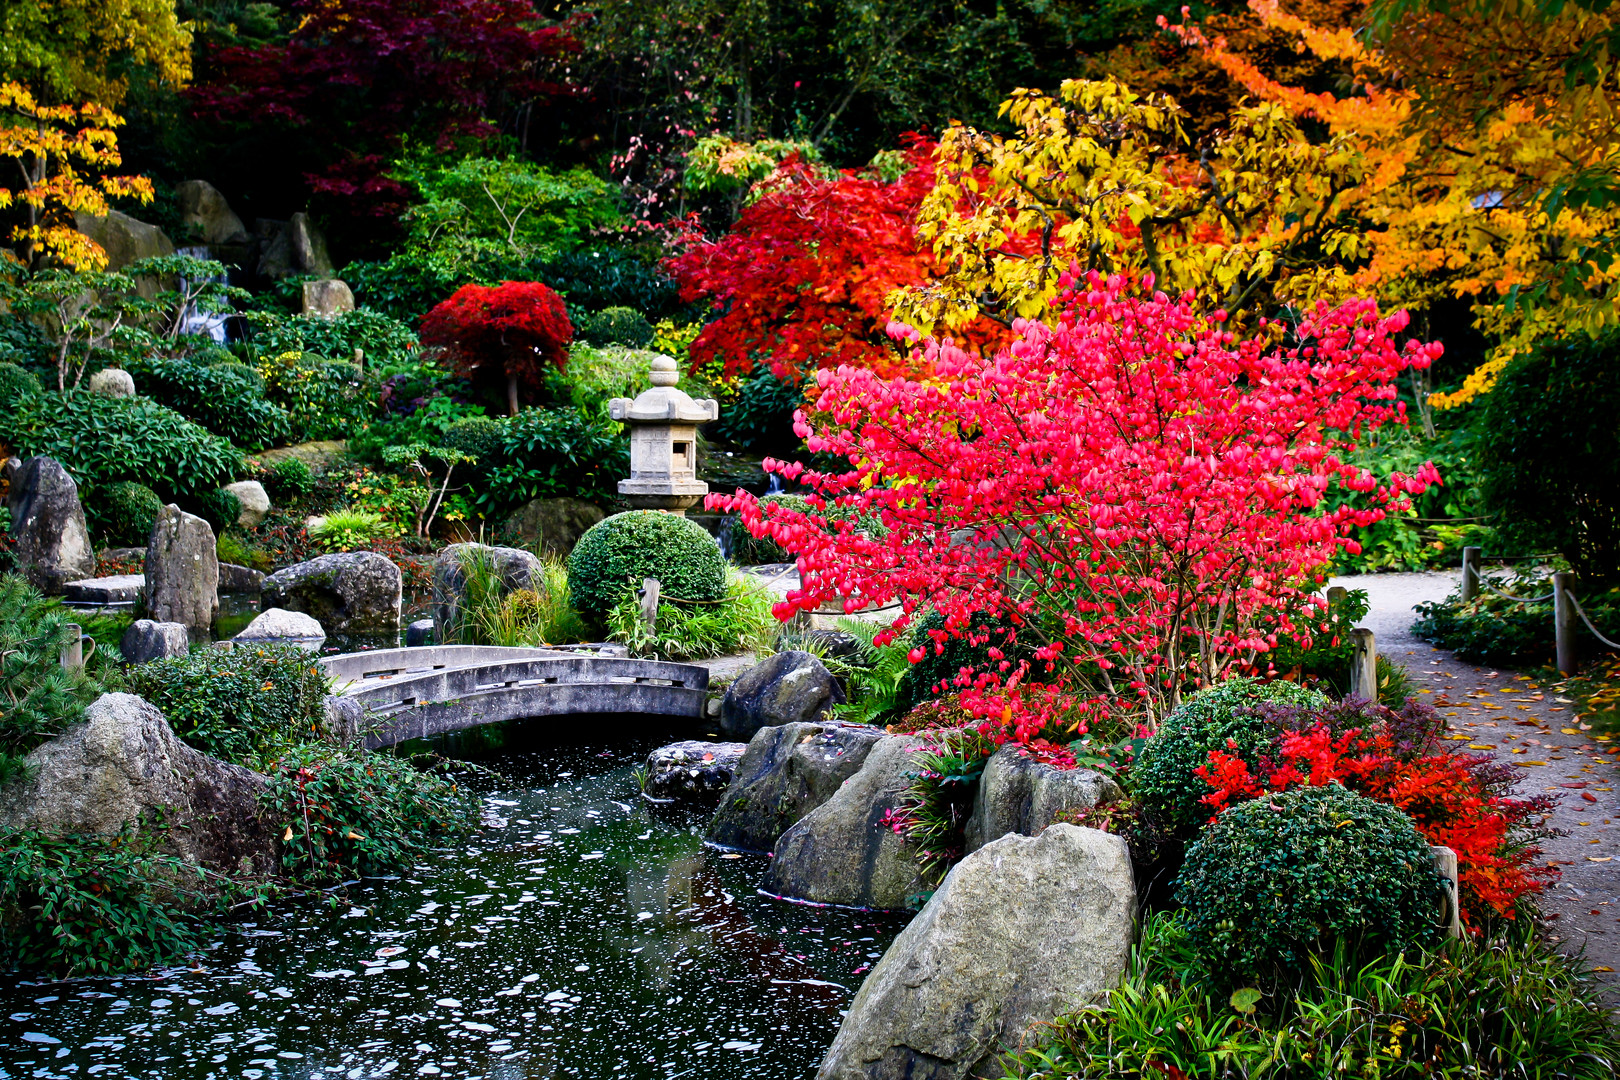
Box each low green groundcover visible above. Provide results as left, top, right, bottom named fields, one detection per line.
left=996, top=911, right=1620, bottom=1079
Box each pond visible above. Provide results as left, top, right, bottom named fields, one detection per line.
left=0, top=723, right=907, bottom=1079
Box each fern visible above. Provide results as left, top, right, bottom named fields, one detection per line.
left=827, top=617, right=911, bottom=726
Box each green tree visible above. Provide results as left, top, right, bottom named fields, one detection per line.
left=0, top=0, right=191, bottom=107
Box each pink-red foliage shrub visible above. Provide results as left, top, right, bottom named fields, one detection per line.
left=710, top=272, right=1441, bottom=737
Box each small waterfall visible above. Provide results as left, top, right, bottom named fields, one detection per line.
left=766, top=472, right=785, bottom=495
left=177, top=245, right=230, bottom=342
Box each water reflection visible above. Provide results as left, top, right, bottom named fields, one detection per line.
left=0, top=723, right=904, bottom=1078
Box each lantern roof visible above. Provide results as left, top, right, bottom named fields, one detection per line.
left=608, top=354, right=719, bottom=424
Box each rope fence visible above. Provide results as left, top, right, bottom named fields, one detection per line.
left=1460, top=546, right=1620, bottom=674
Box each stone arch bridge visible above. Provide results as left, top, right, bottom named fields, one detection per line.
left=318, top=646, right=709, bottom=749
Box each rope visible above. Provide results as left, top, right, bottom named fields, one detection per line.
left=1477, top=579, right=1555, bottom=604
left=1570, top=594, right=1620, bottom=651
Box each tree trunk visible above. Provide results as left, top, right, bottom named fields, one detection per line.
left=507, top=373, right=520, bottom=417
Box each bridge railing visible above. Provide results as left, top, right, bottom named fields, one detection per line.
left=320, top=645, right=582, bottom=686
left=340, top=654, right=710, bottom=716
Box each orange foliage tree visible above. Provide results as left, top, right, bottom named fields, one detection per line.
left=0, top=81, right=152, bottom=270
left=1164, top=0, right=1620, bottom=408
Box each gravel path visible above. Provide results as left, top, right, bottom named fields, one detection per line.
left=1333, top=572, right=1620, bottom=1000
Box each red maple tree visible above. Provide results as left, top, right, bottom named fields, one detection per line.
left=191, top=0, right=579, bottom=219
left=420, top=281, right=572, bottom=415
left=664, top=138, right=1005, bottom=383
left=711, top=271, right=1440, bottom=735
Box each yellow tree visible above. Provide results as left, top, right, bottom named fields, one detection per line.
left=1164, top=0, right=1620, bottom=408
left=890, top=76, right=1378, bottom=341
left=0, top=82, right=153, bottom=270
left=0, top=0, right=192, bottom=107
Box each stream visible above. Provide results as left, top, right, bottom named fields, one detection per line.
left=0, top=723, right=906, bottom=1079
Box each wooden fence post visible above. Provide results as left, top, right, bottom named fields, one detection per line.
left=1432, top=846, right=1462, bottom=939
left=640, top=578, right=661, bottom=630
left=1348, top=627, right=1377, bottom=701
left=1461, top=546, right=1482, bottom=603
left=1554, top=572, right=1579, bottom=676
left=1326, top=585, right=1347, bottom=608
left=60, top=623, right=84, bottom=673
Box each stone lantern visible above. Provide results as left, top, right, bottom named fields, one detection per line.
left=608, top=354, right=720, bottom=515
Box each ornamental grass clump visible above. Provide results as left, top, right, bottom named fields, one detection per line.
left=1175, top=785, right=1443, bottom=981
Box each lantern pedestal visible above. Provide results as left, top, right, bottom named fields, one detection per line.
left=608, top=355, right=720, bottom=516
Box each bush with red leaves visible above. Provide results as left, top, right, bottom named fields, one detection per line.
left=419, top=281, right=572, bottom=415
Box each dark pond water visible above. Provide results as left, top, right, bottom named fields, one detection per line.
left=0, top=723, right=907, bottom=1079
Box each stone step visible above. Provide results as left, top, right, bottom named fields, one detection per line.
left=63, top=574, right=144, bottom=604
left=62, top=563, right=265, bottom=605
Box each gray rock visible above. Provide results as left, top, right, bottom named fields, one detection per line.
left=234, top=607, right=327, bottom=647
left=302, top=278, right=354, bottom=318
left=6, top=457, right=95, bottom=594
left=405, top=618, right=435, bottom=647
left=818, top=826, right=1135, bottom=1080
left=224, top=480, right=271, bottom=527
left=256, top=214, right=333, bottom=279
left=765, top=735, right=929, bottom=911
left=708, top=721, right=886, bottom=852
left=321, top=695, right=366, bottom=746
left=218, top=562, right=266, bottom=593
left=644, top=741, right=748, bottom=803
left=499, top=497, right=604, bottom=556
left=119, top=620, right=190, bottom=664
left=257, top=440, right=348, bottom=470
left=88, top=367, right=135, bottom=398
left=720, top=650, right=846, bottom=742
left=431, top=543, right=542, bottom=640
left=145, top=505, right=218, bottom=633
left=262, top=552, right=401, bottom=634
left=63, top=573, right=143, bottom=604
left=100, top=547, right=146, bottom=566
left=174, top=180, right=248, bottom=246
left=73, top=209, right=176, bottom=271
left=0, top=693, right=278, bottom=876
left=963, top=746, right=1124, bottom=854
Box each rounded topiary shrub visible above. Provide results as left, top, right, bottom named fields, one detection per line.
left=100, top=482, right=164, bottom=546
left=1176, top=784, right=1443, bottom=979
left=568, top=511, right=727, bottom=622
left=1133, top=677, right=1331, bottom=840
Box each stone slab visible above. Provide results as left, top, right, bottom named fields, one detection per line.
left=63, top=574, right=145, bottom=604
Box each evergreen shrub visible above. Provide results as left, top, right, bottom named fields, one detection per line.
left=1133, top=678, right=1330, bottom=839
left=125, top=355, right=291, bottom=450
left=125, top=644, right=330, bottom=768
left=0, top=361, right=40, bottom=407
left=575, top=305, right=655, bottom=347
left=100, top=481, right=163, bottom=546
left=1176, top=785, right=1443, bottom=978
left=568, top=511, right=727, bottom=623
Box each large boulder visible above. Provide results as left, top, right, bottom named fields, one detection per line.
left=818, top=825, right=1136, bottom=1080
left=720, top=650, right=846, bottom=742
left=262, top=552, right=401, bottom=634
left=302, top=278, right=354, bottom=318
left=764, top=735, right=929, bottom=911
left=431, top=542, right=542, bottom=640
left=233, top=607, right=327, bottom=649
left=87, top=367, right=135, bottom=398
left=0, top=693, right=278, bottom=877
left=145, top=505, right=218, bottom=634
left=5, top=457, right=94, bottom=594
left=643, top=741, right=748, bottom=803
left=707, top=721, right=886, bottom=852
left=256, top=213, right=333, bottom=279
left=499, top=497, right=605, bottom=556
left=963, top=746, right=1124, bottom=854
left=174, top=180, right=249, bottom=246
left=224, top=479, right=271, bottom=527
left=119, top=620, right=190, bottom=664
left=74, top=209, right=175, bottom=271
left=218, top=562, right=266, bottom=593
